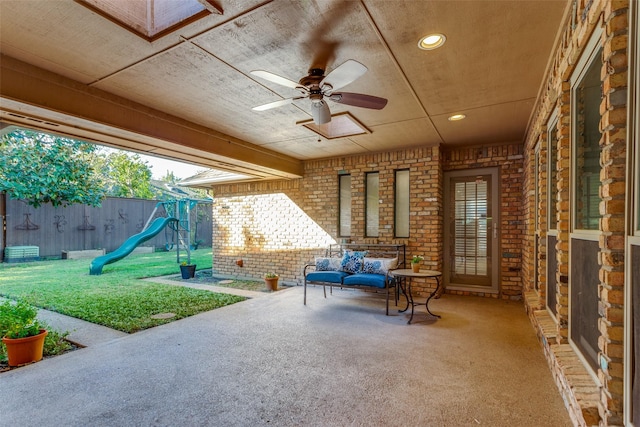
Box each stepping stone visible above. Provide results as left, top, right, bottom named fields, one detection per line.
left=150, top=313, right=176, bottom=319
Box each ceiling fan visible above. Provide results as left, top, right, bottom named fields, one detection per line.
left=251, top=60, right=387, bottom=125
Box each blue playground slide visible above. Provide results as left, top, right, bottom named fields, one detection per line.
left=89, top=217, right=178, bottom=275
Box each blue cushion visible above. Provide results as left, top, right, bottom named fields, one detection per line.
left=306, top=271, right=350, bottom=284
left=343, top=273, right=388, bottom=289
left=340, top=250, right=367, bottom=274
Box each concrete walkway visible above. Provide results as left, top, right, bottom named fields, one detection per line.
left=143, top=276, right=271, bottom=300
left=1, top=286, right=573, bottom=427
left=36, top=308, right=128, bottom=347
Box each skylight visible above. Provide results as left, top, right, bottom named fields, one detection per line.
left=299, top=112, right=370, bottom=140
left=77, top=0, right=222, bottom=41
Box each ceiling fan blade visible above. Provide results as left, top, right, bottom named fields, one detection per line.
left=253, top=98, right=299, bottom=111
left=320, top=60, right=368, bottom=91
left=310, top=40, right=338, bottom=72
left=329, top=92, right=388, bottom=110
left=311, top=100, right=331, bottom=125
left=306, top=2, right=357, bottom=70
left=251, top=70, right=300, bottom=89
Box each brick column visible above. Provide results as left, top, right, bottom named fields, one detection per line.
left=537, top=132, right=549, bottom=300
left=555, top=81, right=571, bottom=345
left=597, top=1, right=629, bottom=424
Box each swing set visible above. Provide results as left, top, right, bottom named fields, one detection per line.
left=144, top=198, right=211, bottom=266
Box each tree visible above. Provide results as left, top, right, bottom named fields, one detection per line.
left=156, top=168, right=211, bottom=201
left=0, top=130, right=105, bottom=208
left=160, top=170, right=179, bottom=184
left=98, top=151, right=154, bottom=199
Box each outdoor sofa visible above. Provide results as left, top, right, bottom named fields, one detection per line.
left=303, top=244, right=406, bottom=315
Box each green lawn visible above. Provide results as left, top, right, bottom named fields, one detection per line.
left=0, top=250, right=245, bottom=333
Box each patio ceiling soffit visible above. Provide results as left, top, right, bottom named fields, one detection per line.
left=0, top=55, right=303, bottom=182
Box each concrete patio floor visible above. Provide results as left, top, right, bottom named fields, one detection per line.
left=0, top=285, right=572, bottom=426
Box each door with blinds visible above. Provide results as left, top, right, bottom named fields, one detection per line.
left=443, top=168, right=499, bottom=293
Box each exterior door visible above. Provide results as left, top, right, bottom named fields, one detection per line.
left=443, top=168, right=499, bottom=293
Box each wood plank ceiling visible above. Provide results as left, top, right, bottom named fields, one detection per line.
left=0, top=0, right=569, bottom=183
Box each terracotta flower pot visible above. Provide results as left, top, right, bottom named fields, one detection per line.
left=411, top=263, right=420, bottom=273
left=264, top=277, right=279, bottom=291
left=2, top=329, right=48, bottom=366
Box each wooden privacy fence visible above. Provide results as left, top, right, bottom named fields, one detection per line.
left=1, top=196, right=212, bottom=260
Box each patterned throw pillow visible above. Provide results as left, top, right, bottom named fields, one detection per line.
left=340, top=250, right=368, bottom=274
left=363, top=257, right=398, bottom=275
left=315, top=257, right=342, bottom=271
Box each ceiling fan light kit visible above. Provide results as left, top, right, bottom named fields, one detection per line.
left=311, top=100, right=331, bottom=125
left=251, top=59, right=388, bottom=125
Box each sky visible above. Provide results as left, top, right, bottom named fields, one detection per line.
left=97, top=145, right=208, bottom=180
left=137, top=153, right=208, bottom=180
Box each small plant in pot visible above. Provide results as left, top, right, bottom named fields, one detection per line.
left=0, top=299, right=48, bottom=366
left=180, top=260, right=196, bottom=279
left=411, top=255, right=424, bottom=273
left=264, top=272, right=279, bottom=291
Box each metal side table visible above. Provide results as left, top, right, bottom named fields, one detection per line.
left=390, top=269, right=442, bottom=324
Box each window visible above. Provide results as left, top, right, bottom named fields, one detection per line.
left=547, top=114, right=559, bottom=318
left=573, top=48, right=603, bottom=231
left=338, top=174, right=351, bottom=237
left=535, top=147, right=541, bottom=231
left=452, top=176, right=489, bottom=280
left=632, top=249, right=640, bottom=426
left=395, top=169, right=410, bottom=238
left=548, top=116, right=559, bottom=231
left=569, top=32, right=603, bottom=375
left=534, top=145, right=541, bottom=291
left=365, top=172, right=379, bottom=237
left=627, top=4, right=640, bottom=424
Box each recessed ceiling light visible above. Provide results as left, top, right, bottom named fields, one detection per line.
left=448, top=114, right=466, bottom=121
left=418, top=33, right=446, bottom=50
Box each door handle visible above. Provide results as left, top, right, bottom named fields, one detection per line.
left=485, top=217, right=497, bottom=239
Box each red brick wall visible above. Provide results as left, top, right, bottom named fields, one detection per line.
left=210, top=147, right=442, bottom=295
left=442, top=144, right=525, bottom=299
left=211, top=143, right=526, bottom=299
left=522, top=0, right=631, bottom=425
left=209, top=179, right=330, bottom=284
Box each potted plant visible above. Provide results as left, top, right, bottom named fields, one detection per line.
left=264, top=272, right=279, bottom=291
left=0, top=299, right=48, bottom=367
left=411, top=255, right=424, bottom=273
left=180, top=261, right=196, bottom=279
